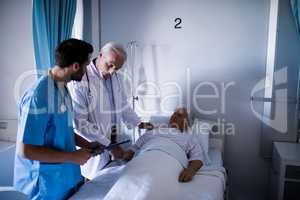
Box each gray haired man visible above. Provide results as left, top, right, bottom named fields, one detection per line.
left=68, top=42, right=153, bottom=179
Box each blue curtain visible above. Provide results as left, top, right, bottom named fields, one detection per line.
left=32, top=0, right=77, bottom=73
left=291, top=0, right=300, bottom=36
left=291, top=0, right=300, bottom=142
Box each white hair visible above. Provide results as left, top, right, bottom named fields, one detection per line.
left=100, top=42, right=127, bottom=61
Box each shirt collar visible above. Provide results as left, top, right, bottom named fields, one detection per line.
left=90, top=58, right=111, bottom=80
left=88, top=59, right=103, bottom=79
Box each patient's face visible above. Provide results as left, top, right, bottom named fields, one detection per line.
left=169, top=108, right=189, bottom=132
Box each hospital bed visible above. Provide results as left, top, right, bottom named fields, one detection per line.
left=70, top=117, right=227, bottom=200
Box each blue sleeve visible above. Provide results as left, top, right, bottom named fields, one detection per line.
left=21, top=95, right=50, bottom=146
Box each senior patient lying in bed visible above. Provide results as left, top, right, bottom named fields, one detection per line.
left=123, top=107, right=204, bottom=182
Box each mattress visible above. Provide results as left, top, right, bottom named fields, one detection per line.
left=70, top=148, right=225, bottom=200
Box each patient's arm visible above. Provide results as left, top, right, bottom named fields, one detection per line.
left=110, top=146, right=125, bottom=160
left=123, top=133, right=154, bottom=161
left=178, top=160, right=203, bottom=182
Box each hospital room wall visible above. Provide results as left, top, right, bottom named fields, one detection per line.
left=0, top=0, right=36, bottom=120
left=100, top=0, right=270, bottom=200
left=0, top=0, right=34, bottom=185
left=0, top=0, right=98, bottom=139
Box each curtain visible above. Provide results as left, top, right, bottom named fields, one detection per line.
left=291, top=0, right=300, bottom=36
left=291, top=0, right=300, bottom=142
left=32, top=0, right=77, bottom=73
left=71, top=0, right=83, bottom=39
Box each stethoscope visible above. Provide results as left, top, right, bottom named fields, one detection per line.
left=48, top=70, right=72, bottom=113
left=85, top=58, right=122, bottom=100
left=57, top=84, right=72, bottom=113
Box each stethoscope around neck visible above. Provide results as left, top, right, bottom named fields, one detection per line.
left=85, top=58, right=121, bottom=100
left=48, top=70, right=71, bottom=113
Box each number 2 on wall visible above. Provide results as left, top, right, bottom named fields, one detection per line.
left=174, top=18, right=182, bottom=29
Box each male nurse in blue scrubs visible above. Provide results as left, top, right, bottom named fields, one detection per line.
left=14, top=39, right=105, bottom=200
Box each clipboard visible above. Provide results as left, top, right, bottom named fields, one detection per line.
left=105, top=140, right=131, bottom=151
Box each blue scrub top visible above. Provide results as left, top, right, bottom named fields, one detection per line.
left=14, top=75, right=82, bottom=200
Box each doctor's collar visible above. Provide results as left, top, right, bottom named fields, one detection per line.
left=92, top=58, right=97, bottom=66
left=90, top=57, right=115, bottom=80
left=88, top=58, right=102, bottom=79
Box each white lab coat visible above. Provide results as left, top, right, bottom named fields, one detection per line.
left=68, top=61, right=141, bottom=179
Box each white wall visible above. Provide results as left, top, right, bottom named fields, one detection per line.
left=101, top=0, right=270, bottom=199
left=0, top=0, right=99, bottom=142
left=0, top=0, right=36, bottom=120
left=0, top=142, right=15, bottom=186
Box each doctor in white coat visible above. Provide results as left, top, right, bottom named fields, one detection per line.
left=68, top=42, right=152, bottom=179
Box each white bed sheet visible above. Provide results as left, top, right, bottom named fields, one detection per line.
left=70, top=148, right=225, bottom=200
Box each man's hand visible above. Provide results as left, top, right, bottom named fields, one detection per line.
left=178, top=168, right=197, bottom=182
left=110, top=146, right=124, bottom=160
left=123, top=150, right=135, bottom=161
left=89, top=141, right=105, bottom=156
left=69, top=148, right=92, bottom=165
left=138, top=122, right=154, bottom=130
left=179, top=160, right=202, bottom=182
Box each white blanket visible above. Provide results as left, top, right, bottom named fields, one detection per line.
left=104, top=137, right=188, bottom=200
left=70, top=138, right=226, bottom=200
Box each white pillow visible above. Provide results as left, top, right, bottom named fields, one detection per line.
left=191, top=119, right=211, bottom=164
left=149, top=115, right=170, bottom=127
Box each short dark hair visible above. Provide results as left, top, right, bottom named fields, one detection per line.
left=55, top=38, right=93, bottom=68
